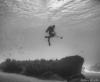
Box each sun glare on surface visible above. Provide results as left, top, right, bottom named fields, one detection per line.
left=2, top=0, right=99, bottom=21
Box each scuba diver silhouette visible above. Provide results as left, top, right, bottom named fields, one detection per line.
left=45, top=25, right=63, bottom=46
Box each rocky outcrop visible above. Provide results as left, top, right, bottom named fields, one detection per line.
left=0, top=55, right=84, bottom=81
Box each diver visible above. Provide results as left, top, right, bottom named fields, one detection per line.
left=45, top=25, right=63, bottom=46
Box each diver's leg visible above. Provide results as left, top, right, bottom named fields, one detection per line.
left=45, top=36, right=49, bottom=38
left=55, top=35, right=63, bottom=39
left=48, top=37, right=51, bottom=46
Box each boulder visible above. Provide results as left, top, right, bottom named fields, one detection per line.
left=53, top=55, right=84, bottom=80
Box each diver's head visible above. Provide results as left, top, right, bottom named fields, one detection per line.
left=52, top=25, right=55, bottom=28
